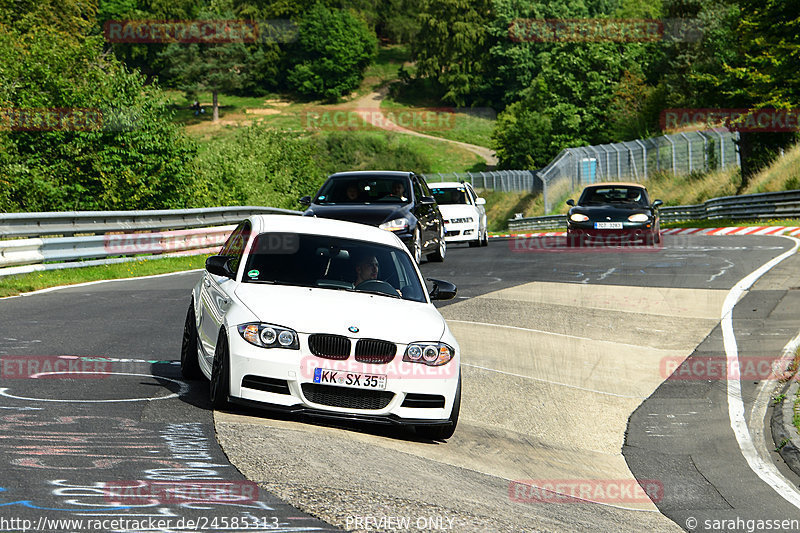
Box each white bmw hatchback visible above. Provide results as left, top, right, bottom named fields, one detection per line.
left=181, top=215, right=461, bottom=440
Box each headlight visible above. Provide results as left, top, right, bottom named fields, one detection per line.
left=569, top=213, right=589, bottom=222
left=238, top=323, right=299, bottom=350
left=379, top=218, right=409, bottom=232
left=403, top=342, right=454, bottom=366
left=628, top=213, right=650, bottom=222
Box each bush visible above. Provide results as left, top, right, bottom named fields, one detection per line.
left=195, top=126, right=325, bottom=209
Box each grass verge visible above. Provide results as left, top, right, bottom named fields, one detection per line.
left=0, top=255, right=209, bottom=298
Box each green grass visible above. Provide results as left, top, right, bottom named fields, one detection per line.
left=0, top=255, right=209, bottom=298
left=379, top=99, right=496, bottom=148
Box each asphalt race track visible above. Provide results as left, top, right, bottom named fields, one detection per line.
left=1, top=234, right=799, bottom=532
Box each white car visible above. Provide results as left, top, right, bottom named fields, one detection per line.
left=429, top=182, right=488, bottom=247
left=181, top=215, right=461, bottom=440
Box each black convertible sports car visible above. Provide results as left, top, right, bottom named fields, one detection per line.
left=300, top=171, right=446, bottom=264
left=566, top=183, right=663, bottom=246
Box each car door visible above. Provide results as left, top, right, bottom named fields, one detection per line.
left=412, top=174, right=439, bottom=249
left=198, top=221, right=249, bottom=366
left=466, top=183, right=486, bottom=233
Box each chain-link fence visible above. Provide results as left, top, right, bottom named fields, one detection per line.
left=422, top=170, right=540, bottom=192
left=538, top=128, right=740, bottom=212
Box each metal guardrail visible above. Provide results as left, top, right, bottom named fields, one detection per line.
left=508, top=189, right=800, bottom=231
left=0, top=207, right=302, bottom=278
left=0, top=206, right=300, bottom=239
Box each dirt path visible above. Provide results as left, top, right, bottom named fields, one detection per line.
left=350, top=86, right=499, bottom=168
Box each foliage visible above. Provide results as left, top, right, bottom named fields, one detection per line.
left=0, top=6, right=198, bottom=212
left=194, top=125, right=324, bottom=208
left=411, top=0, right=492, bottom=106
left=286, top=4, right=377, bottom=101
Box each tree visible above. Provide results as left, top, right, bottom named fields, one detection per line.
left=286, top=4, right=377, bottom=101
left=411, top=0, right=492, bottom=106
left=159, top=10, right=269, bottom=121
left=0, top=6, right=198, bottom=212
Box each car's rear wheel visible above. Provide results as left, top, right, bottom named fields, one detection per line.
left=210, top=331, right=231, bottom=409
left=427, top=224, right=446, bottom=262
left=180, top=301, right=202, bottom=380
left=415, top=375, right=461, bottom=441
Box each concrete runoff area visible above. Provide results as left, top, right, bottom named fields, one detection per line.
left=216, top=281, right=728, bottom=531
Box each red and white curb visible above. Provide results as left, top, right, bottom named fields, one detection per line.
left=490, top=226, right=800, bottom=239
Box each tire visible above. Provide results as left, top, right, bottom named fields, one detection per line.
left=180, top=301, right=202, bottom=380
left=415, top=375, right=461, bottom=441
left=209, top=331, right=231, bottom=409
left=481, top=228, right=489, bottom=247
left=427, top=224, right=446, bottom=262
left=468, top=238, right=479, bottom=248
left=412, top=227, right=422, bottom=264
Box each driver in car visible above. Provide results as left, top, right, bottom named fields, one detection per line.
left=354, top=254, right=379, bottom=286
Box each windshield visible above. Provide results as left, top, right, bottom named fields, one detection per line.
left=314, top=176, right=411, bottom=204
left=242, top=233, right=426, bottom=302
left=578, top=186, right=648, bottom=207
left=431, top=186, right=469, bottom=205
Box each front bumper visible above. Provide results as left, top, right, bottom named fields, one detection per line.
left=226, top=329, right=459, bottom=425
left=443, top=222, right=480, bottom=242
left=567, top=221, right=657, bottom=243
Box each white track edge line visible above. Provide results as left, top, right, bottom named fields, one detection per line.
left=724, top=235, right=800, bottom=508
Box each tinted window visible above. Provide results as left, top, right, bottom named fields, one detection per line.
left=315, top=176, right=410, bottom=204
left=431, top=187, right=469, bottom=205
left=578, top=187, right=648, bottom=207
left=242, top=233, right=426, bottom=302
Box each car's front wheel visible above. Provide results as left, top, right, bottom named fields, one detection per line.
left=415, top=375, right=461, bottom=441
left=180, top=301, right=202, bottom=380
left=412, top=227, right=422, bottom=264
left=427, top=224, right=446, bottom=262
left=209, top=331, right=231, bottom=409
left=481, top=227, right=489, bottom=247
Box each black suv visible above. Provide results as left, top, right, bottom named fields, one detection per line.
left=300, top=171, right=446, bottom=264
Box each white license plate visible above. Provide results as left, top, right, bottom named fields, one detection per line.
left=313, top=368, right=387, bottom=390
left=594, top=222, right=623, bottom=229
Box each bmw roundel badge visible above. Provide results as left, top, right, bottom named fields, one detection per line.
left=348, top=326, right=359, bottom=333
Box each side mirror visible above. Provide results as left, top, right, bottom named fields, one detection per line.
left=652, top=199, right=663, bottom=208
left=566, top=199, right=575, bottom=206
left=476, top=197, right=486, bottom=205
left=299, top=195, right=312, bottom=206
left=428, top=278, right=457, bottom=301
left=206, top=255, right=235, bottom=279
left=420, top=196, right=436, bottom=205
